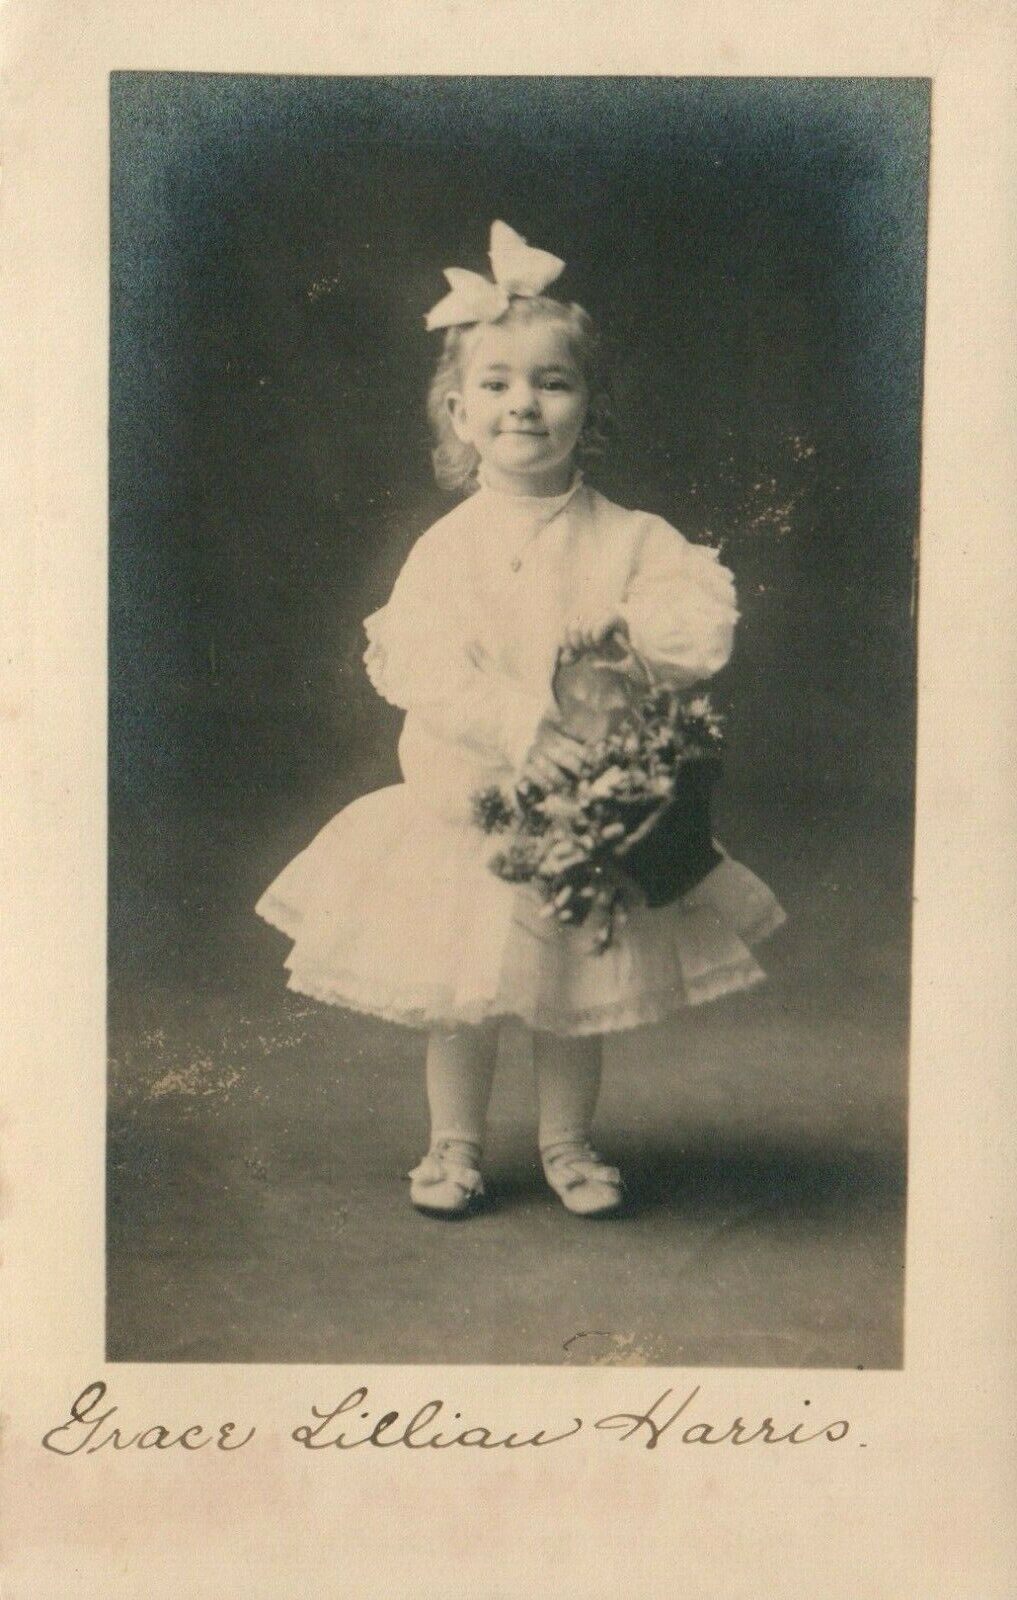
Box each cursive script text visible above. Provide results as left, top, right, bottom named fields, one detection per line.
left=42, top=1382, right=257, bottom=1455
left=292, top=1387, right=583, bottom=1450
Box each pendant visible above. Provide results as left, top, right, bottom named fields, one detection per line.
left=510, top=556, right=522, bottom=572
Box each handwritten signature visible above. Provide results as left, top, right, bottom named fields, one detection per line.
left=42, top=1382, right=852, bottom=1456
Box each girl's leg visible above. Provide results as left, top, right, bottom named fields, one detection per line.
left=409, top=1022, right=499, bottom=1215
left=532, top=1031, right=603, bottom=1160
left=425, top=1020, right=500, bottom=1157
left=532, top=1031, right=622, bottom=1216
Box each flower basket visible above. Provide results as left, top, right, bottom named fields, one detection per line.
left=613, top=754, right=723, bottom=906
left=472, top=637, right=726, bottom=952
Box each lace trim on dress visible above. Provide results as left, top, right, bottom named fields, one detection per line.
left=362, top=610, right=396, bottom=705
left=281, top=957, right=768, bottom=1037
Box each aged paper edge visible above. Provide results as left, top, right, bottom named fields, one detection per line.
left=2, top=2, right=1016, bottom=1596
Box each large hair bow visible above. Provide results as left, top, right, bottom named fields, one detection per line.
left=424, top=220, right=566, bottom=332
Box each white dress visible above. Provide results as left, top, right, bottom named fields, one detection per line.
left=255, top=474, right=785, bottom=1036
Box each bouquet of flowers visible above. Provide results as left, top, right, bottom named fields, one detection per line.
left=472, top=637, right=725, bottom=952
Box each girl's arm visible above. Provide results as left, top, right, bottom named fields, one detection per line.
left=617, top=518, right=739, bottom=688
left=363, top=530, right=556, bottom=770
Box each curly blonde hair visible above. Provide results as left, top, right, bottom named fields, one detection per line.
left=426, top=296, right=615, bottom=496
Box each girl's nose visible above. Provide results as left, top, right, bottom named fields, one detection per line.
left=507, top=384, right=540, bottom=416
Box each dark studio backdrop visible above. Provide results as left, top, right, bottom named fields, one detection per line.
left=108, top=75, right=928, bottom=1367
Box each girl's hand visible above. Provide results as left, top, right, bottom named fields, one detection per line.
left=560, top=610, right=629, bottom=662
left=519, top=729, right=586, bottom=790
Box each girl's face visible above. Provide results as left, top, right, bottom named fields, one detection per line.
left=447, top=317, right=589, bottom=495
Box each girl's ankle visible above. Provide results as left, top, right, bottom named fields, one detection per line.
left=540, top=1137, right=595, bottom=1168
left=429, top=1133, right=483, bottom=1169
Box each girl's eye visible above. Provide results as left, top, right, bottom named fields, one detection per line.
left=480, top=380, right=508, bottom=392
left=543, top=379, right=571, bottom=391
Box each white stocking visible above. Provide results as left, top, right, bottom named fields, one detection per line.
left=533, top=1031, right=603, bottom=1159
left=424, top=1022, right=499, bottom=1156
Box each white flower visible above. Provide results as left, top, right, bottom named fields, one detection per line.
left=587, top=765, right=627, bottom=799
left=536, top=841, right=588, bottom=876
left=538, top=794, right=583, bottom=822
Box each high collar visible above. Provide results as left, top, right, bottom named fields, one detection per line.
left=474, top=468, right=585, bottom=521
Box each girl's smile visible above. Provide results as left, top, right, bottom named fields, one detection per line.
left=446, top=319, right=590, bottom=495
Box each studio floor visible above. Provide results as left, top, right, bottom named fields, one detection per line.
left=106, top=797, right=909, bottom=1369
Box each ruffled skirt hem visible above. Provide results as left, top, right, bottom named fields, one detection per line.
left=255, top=783, right=786, bottom=1038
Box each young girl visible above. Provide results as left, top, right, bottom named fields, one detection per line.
left=255, top=221, right=785, bottom=1219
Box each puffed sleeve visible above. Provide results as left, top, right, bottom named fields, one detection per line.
left=363, top=528, right=556, bottom=769
left=618, top=518, right=739, bottom=688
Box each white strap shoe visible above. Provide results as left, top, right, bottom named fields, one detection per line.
left=408, top=1140, right=486, bottom=1218
left=542, top=1145, right=625, bottom=1217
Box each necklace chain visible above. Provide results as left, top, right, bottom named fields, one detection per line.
left=481, top=474, right=583, bottom=572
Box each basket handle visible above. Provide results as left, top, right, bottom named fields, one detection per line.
left=553, top=630, right=654, bottom=691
